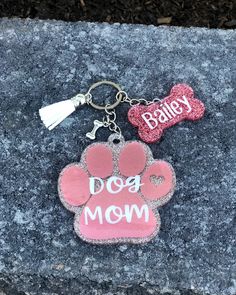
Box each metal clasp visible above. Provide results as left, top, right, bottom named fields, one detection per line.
left=86, top=80, right=123, bottom=110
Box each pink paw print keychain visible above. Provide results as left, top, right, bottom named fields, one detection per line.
left=39, top=80, right=205, bottom=244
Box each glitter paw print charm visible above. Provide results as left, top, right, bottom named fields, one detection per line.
left=58, top=134, right=176, bottom=244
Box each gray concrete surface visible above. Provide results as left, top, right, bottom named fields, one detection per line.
left=0, top=18, right=236, bottom=295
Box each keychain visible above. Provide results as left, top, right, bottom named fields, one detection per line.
left=39, top=80, right=205, bottom=244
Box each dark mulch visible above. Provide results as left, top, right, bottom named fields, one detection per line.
left=0, top=0, right=236, bottom=29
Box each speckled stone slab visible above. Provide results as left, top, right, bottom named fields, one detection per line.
left=0, top=18, right=235, bottom=295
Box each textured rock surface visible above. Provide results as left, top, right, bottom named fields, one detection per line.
left=0, top=18, right=236, bottom=295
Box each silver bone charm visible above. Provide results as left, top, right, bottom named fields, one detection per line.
left=86, top=120, right=104, bottom=140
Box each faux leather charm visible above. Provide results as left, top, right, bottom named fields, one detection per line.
left=58, top=134, right=176, bottom=244
left=128, top=84, right=205, bottom=143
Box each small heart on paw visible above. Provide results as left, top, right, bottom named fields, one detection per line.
left=128, top=84, right=205, bottom=143
left=58, top=135, right=176, bottom=244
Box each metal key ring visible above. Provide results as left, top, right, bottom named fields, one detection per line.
left=86, top=80, right=123, bottom=110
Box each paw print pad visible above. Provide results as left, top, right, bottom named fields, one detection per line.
left=58, top=134, right=176, bottom=244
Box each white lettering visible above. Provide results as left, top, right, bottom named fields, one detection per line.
left=177, top=95, right=192, bottom=113
left=84, top=204, right=150, bottom=225
left=84, top=206, right=103, bottom=225
left=140, top=96, right=194, bottom=130
left=126, top=176, right=142, bottom=193
left=141, top=112, right=158, bottom=130
left=89, top=175, right=142, bottom=195
left=125, top=204, right=149, bottom=223
left=164, top=102, right=176, bottom=117
left=154, top=109, right=168, bottom=123
left=105, top=206, right=124, bottom=224
left=170, top=101, right=182, bottom=114
left=89, top=177, right=104, bottom=195
left=106, top=176, right=123, bottom=194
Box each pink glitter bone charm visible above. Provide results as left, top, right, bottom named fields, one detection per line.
left=128, top=84, right=205, bottom=143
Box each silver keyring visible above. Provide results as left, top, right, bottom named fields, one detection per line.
left=86, top=80, right=123, bottom=110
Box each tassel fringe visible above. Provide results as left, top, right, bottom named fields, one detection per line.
left=39, top=100, right=76, bottom=130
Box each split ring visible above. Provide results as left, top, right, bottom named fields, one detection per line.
left=87, top=80, right=123, bottom=111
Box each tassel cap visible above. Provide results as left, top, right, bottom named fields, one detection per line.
left=71, top=94, right=87, bottom=108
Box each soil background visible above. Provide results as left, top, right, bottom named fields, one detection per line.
left=0, top=0, right=236, bottom=29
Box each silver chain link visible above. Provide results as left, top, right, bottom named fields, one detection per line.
left=102, top=104, right=122, bottom=138
left=85, top=85, right=162, bottom=139
left=115, top=90, right=160, bottom=106
left=100, top=91, right=161, bottom=137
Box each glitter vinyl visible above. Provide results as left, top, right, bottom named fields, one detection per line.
left=58, top=134, right=176, bottom=244
left=128, top=84, right=205, bottom=143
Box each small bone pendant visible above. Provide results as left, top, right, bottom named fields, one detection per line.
left=86, top=120, right=104, bottom=140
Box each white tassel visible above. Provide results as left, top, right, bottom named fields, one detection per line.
left=39, top=94, right=86, bottom=130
